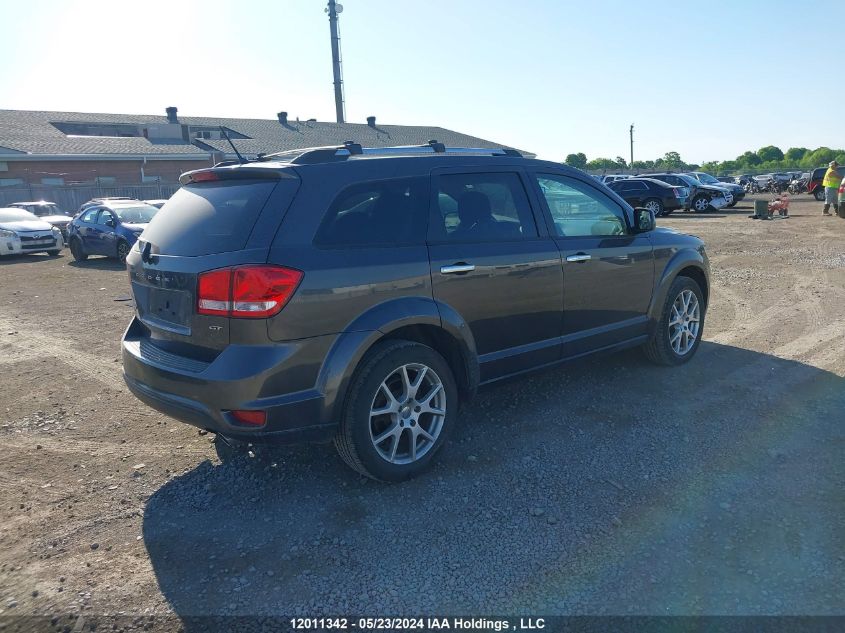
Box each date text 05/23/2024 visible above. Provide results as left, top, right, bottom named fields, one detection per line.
left=290, top=617, right=546, bottom=631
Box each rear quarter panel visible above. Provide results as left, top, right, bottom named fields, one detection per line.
left=265, top=161, right=434, bottom=342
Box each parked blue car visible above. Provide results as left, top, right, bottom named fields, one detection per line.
left=68, top=200, right=159, bottom=263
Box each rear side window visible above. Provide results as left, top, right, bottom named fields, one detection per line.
left=432, top=172, right=537, bottom=242
left=315, top=177, right=429, bottom=247
left=140, top=180, right=289, bottom=256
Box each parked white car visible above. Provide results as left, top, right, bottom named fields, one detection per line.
left=601, top=174, right=630, bottom=184
left=0, top=207, right=64, bottom=257
left=8, top=201, right=72, bottom=242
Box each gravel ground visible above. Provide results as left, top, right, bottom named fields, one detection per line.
left=0, top=195, right=843, bottom=625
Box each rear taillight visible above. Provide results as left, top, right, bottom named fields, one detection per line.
left=197, top=265, right=303, bottom=318
left=197, top=269, right=232, bottom=316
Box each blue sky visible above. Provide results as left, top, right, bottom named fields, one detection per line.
left=1, top=0, right=841, bottom=162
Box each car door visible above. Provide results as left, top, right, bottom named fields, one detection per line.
left=427, top=167, right=563, bottom=382
left=78, top=207, right=101, bottom=252
left=529, top=171, right=655, bottom=357
left=96, top=209, right=119, bottom=256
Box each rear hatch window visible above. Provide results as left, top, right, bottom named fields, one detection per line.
left=140, top=180, right=285, bottom=256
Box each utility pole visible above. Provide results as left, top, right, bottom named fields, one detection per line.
left=629, top=124, right=634, bottom=172
left=327, top=0, right=346, bottom=123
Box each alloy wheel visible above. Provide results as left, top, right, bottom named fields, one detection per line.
left=369, top=363, right=446, bottom=465
left=693, top=196, right=709, bottom=212
left=645, top=200, right=662, bottom=215
left=668, top=289, right=700, bottom=356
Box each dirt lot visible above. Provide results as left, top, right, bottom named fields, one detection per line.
left=0, top=195, right=843, bottom=627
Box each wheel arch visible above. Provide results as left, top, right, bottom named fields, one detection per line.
left=676, top=265, right=709, bottom=309
left=648, top=249, right=710, bottom=325
left=316, top=297, right=479, bottom=427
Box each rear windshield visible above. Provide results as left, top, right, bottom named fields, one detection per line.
left=113, top=204, right=158, bottom=224
left=139, top=180, right=281, bottom=256
left=32, top=204, right=67, bottom=217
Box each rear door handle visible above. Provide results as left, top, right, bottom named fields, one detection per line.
left=566, top=253, right=592, bottom=263
left=440, top=263, right=476, bottom=275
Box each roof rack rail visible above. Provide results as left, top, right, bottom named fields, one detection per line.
left=259, top=141, right=522, bottom=165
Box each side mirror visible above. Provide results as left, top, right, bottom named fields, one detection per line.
left=633, top=207, right=655, bottom=233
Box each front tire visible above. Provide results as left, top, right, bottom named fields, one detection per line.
left=692, top=195, right=710, bottom=213
left=69, top=238, right=88, bottom=262
left=334, top=340, right=458, bottom=482
left=813, top=188, right=825, bottom=201
left=643, top=276, right=705, bottom=366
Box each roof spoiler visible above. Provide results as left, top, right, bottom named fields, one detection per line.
left=179, top=166, right=294, bottom=185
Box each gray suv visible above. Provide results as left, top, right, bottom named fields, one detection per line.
left=122, top=142, right=710, bottom=481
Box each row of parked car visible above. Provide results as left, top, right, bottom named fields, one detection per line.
left=593, top=172, right=744, bottom=216
left=599, top=167, right=835, bottom=207
left=0, top=197, right=166, bottom=260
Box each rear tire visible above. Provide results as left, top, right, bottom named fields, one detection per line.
left=70, top=238, right=88, bottom=262
left=643, top=276, right=705, bottom=366
left=334, top=340, right=458, bottom=482
left=116, top=240, right=130, bottom=263
left=813, top=187, right=825, bottom=201
left=643, top=198, right=664, bottom=217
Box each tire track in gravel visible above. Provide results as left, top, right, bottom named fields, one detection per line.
left=708, top=272, right=822, bottom=347
left=769, top=318, right=845, bottom=373
left=0, top=313, right=124, bottom=390
left=689, top=318, right=845, bottom=415
left=707, top=284, right=754, bottom=338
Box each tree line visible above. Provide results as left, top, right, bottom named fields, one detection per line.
left=564, top=146, right=845, bottom=175
left=564, top=152, right=698, bottom=173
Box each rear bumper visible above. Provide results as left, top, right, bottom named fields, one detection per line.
left=121, top=317, right=338, bottom=444
left=665, top=197, right=684, bottom=211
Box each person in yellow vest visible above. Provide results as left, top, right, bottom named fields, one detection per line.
left=821, top=160, right=842, bottom=216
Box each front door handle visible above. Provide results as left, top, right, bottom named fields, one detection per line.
left=440, top=263, right=476, bottom=275
left=566, top=253, right=592, bottom=263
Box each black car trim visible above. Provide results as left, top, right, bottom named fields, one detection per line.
left=481, top=335, right=649, bottom=386
left=477, top=335, right=561, bottom=365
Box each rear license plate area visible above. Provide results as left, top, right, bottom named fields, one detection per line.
left=148, top=288, right=190, bottom=325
